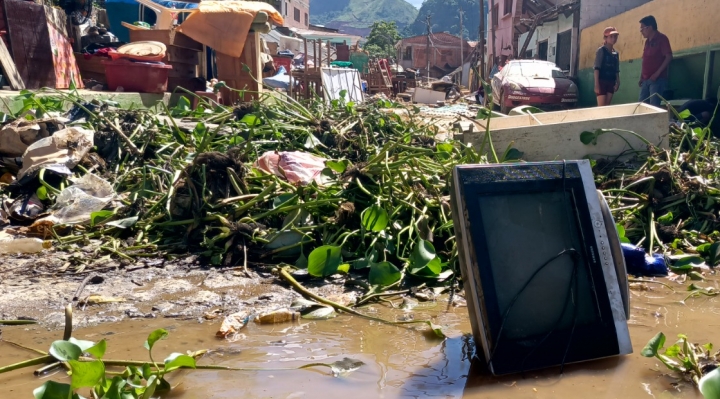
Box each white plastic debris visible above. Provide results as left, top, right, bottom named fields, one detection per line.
left=17, top=127, right=94, bottom=181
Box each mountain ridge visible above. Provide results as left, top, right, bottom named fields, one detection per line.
left=311, top=0, right=419, bottom=37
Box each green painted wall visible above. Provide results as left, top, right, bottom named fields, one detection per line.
left=668, top=53, right=705, bottom=100
left=578, top=59, right=642, bottom=107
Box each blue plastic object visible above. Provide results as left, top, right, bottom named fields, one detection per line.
left=621, top=243, right=668, bottom=277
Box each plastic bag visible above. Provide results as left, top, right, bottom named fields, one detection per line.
left=621, top=243, right=668, bottom=277
left=255, top=151, right=326, bottom=186
left=44, top=173, right=115, bottom=225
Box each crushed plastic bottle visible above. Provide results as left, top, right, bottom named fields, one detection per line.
left=254, top=309, right=300, bottom=324
left=0, top=237, right=51, bottom=254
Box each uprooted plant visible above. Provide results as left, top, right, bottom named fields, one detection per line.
left=641, top=332, right=720, bottom=398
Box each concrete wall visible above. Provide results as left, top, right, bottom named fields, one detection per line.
left=577, top=0, right=720, bottom=106
left=518, top=13, right=574, bottom=65
left=277, top=0, right=309, bottom=29
left=578, top=0, right=652, bottom=31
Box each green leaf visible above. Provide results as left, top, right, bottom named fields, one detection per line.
left=664, top=344, right=681, bottom=357
left=164, top=353, right=196, bottom=372
left=339, top=89, right=347, bottom=99
left=326, top=160, right=347, bottom=174
left=580, top=130, right=598, bottom=145
left=641, top=332, right=666, bottom=357
left=307, top=245, right=343, bottom=277
left=410, top=239, right=437, bottom=268
left=436, top=142, right=453, bottom=153
left=410, top=257, right=443, bottom=277
left=502, top=148, right=524, bottom=161
left=700, top=368, right=720, bottom=399
left=657, top=211, right=674, bottom=225
left=273, top=193, right=297, bottom=209
left=361, top=205, right=389, bottom=232
left=68, top=359, right=105, bottom=390
left=240, top=114, right=261, bottom=126
left=90, top=210, right=114, bottom=227
left=678, top=109, right=692, bottom=120
left=709, top=242, right=720, bottom=267
left=295, top=252, right=309, bottom=269
left=425, top=321, right=446, bottom=338
left=86, top=340, right=107, bottom=359
left=67, top=337, right=95, bottom=352
left=49, top=340, right=82, bottom=361
left=106, top=216, right=138, bottom=229
left=369, top=261, right=401, bottom=286
left=141, top=375, right=158, bottom=399
left=33, top=381, right=76, bottom=399
left=144, top=329, right=168, bottom=351
left=672, top=256, right=705, bottom=271
left=337, top=263, right=350, bottom=274
left=301, top=306, right=337, bottom=320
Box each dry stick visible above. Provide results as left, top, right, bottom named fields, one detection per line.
left=278, top=267, right=444, bottom=333
left=0, top=355, right=54, bottom=374
left=0, top=320, right=37, bottom=325
left=3, top=340, right=48, bottom=356
left=63, top=304, right=72, bottom=341
left=628, top=278, right=676, bottom=292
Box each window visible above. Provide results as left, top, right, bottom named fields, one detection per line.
left=504, top=0, right=512, bottom=16
left=284, top=1, right=287, bottom=16
left=492, top=5, right=499, bottom=27
left=403, top=46, right=412, bottom=60
left=305, top=12, right=308, bottom=26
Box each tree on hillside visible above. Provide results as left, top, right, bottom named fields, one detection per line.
left=364, top=21, right=402, bottom=59
left=405, top=0, right=487, bottom=41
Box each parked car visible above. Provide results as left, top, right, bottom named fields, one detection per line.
left=490, top=60, right=578, bottom=114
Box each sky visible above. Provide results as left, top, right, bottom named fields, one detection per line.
left=407, top=0, right=424, bottom=8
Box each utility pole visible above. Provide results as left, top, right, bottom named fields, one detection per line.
left=478, top=0, right=486, bottom=84
left=490, top=0, right=497, bottom=76
left=459, top=6, right=464, bottom=85
left=425, top=14, right=431, bottom=82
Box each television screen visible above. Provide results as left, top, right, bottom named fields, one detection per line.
left=451, top=161, right=631, bottom=376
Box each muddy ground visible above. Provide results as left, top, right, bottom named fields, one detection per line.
left=0, top=248, right=367, bottom=331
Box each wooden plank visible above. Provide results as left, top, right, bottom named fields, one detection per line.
left=167, top=62, right=197, bottom=78
left=165, top=45, right=201, bottom=65
left=4, top=0, right=54, bottom=89
left=129, top=29, right=202, bottom=51
left=217, top=33, right=262, bottom=103
left=74, top=53, right=106, bottom=74
left=0, top=34, right=24, bottom=89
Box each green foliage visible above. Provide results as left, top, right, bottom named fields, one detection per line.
left=364, top=21, right=402, bottom=59
left=642, top=332, right=719, bottom=388
left=308, top=245, right=343, bottom=277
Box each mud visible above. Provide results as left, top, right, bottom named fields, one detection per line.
left=0, top=251, right=353, bottom=330
left=0, top=253, right=717, bottom=399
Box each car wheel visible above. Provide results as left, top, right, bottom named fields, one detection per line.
left=500, top=92, right=510, bottom=114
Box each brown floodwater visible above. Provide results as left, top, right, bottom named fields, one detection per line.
left=0, top=277, right=717, bottom=399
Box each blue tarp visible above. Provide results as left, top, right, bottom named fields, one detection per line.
left=263, top=66, right=295, bottom=90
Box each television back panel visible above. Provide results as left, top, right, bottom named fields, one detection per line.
left=450, top=160, right=631, bottom=376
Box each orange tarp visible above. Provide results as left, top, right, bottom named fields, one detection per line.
left=178, top=1, right=283, bottom=57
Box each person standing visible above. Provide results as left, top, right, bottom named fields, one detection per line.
left=594, top=27, right=620, bottom=106
left=638, top=16, right=672, bottom=107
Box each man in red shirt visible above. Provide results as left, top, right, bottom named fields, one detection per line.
left=638, top=15, right=672, bottom=107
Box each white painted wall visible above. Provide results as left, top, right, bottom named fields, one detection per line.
left=518, top=13, right=574, bottom=65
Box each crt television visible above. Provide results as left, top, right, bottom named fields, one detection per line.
left=450, top=160, right=631, bottom=376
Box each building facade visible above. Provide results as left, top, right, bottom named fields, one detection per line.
left=272, top=0, right=309, bottom=29
left=397, top=32, right=473, bottom=78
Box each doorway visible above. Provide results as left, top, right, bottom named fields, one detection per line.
left=538, top=40, right=548, bottom=61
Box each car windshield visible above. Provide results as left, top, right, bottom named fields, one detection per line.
left=506, top=62, right=565, bottom=79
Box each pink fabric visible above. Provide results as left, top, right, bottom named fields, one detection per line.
left=255, top=151, right=326, bottom=185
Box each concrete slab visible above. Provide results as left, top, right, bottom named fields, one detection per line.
left=0, top=89, right=183, bottom=114
left=462, top=102, right=670, bottom=161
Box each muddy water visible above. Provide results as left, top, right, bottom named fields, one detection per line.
left=0, top=278, right=717, bottom=399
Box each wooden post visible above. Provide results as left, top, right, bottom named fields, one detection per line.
left=326, top=40, right=331, bottom=67
left=303, top=38, right=308, bottom=70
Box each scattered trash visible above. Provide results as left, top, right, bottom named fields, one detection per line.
left=217, top=310, right=251, bottom=340
left=0, top=234, right=51, bottom=254
left=0, top=117, right=67, bottom=157
left=16, top=127, right=94, bottom=182
left=42, top=173, right=115, bottom=225
left=254, top=151, right=327, bottom=186
left=9, top=194, right=44, bottom=221
left=254, top=308, right=300, bottom=324
left=80, top=294, right=126, bottom=305
left=621, top=243, right=668, bottom=277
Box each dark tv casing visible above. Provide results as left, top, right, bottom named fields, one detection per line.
left=450, top=160, right=632, bottom=376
